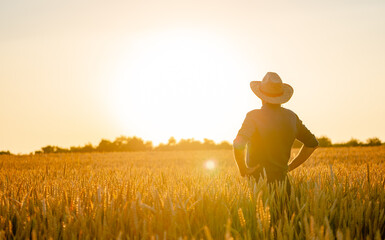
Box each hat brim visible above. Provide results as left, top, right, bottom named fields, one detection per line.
left=250, top=81, right=294, bottom=104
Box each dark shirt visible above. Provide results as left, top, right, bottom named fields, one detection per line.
left=236, top=104, right=318, bottom=177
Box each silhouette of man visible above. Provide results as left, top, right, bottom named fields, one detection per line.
left=233, top=72, right=318, bottom=187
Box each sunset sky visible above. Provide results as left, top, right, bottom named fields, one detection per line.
left=1, top=0, right=385, bottom=154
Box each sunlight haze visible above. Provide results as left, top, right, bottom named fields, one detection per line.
left=1, top=0, right=385, bottom=153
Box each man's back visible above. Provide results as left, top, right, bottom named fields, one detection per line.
left=238, top=103, right=318, bottom=176
left=242, top=104, right=297, bottom=172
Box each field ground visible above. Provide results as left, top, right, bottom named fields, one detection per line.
left=0, top=147, right=385, bottom=239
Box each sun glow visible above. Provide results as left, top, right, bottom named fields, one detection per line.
left=108, top=29, right=243, bottom=142
left=204, top=160, right=216, bottom=170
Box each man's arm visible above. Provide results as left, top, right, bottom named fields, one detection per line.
left=234, top=111, right=259, bottom=176
left=288, top=145, right=318, bottom=172
left=290, top=114, right=319, bottom=172
left=233, top=136, right=259, bottom=176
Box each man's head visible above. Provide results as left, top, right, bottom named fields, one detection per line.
left=250, top=72, right=293, bottom=104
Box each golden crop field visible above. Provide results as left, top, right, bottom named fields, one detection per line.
left=0, top=147, right=384, bottom=239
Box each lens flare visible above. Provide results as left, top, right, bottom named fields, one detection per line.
left=204, top=160, right=216, bottom=170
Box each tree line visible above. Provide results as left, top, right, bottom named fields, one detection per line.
left=33, top=136, right=233, bottom=154
left=316, top=136, right=383, bottom=147
left=31, top=136, right=385, bottom=154
left=0, top=136, right=383, bottom=155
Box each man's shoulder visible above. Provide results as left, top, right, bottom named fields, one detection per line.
left=280, top=107, right=299, bottom=118
left=245, top=107, right=299, bottom=120
left=245, top=109, right=261, bottom=117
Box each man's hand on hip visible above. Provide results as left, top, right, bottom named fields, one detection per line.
left=241, top=165, right=260, bottom=177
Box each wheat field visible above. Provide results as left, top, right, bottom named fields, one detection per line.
left=0, top=147, right=384, bottom=239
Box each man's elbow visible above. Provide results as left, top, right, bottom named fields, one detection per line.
left=304, top=137, right=319, bottom=149
left=233, top=136, right=247, bottom=150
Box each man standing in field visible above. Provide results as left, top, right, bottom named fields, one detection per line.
left=233, top=72, right=318, bottom=187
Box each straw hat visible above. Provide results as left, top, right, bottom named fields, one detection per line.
left=250, top=72, right=293, bottom=104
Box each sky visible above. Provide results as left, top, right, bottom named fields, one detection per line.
left=1, top=0, right=385, bottom=154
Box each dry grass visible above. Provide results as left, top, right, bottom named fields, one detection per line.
left=0, top=147, right=384, bottom=239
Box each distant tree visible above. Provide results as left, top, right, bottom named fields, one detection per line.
left=144, top=141, right=153, bottom=151
left=97, top=139, right=114, bottom=152
left=111, top=136, right=152, bottom=152
left=203, top=138, right=215, bottom=149
left=55, top=147, right=69, bottom=153
left=113, top=136, right=128, bottom=151
left=168, top=137, right=176, bottom=146
left=42, top=145, right=55, bottom=153
left=41, top=145, right=69, bottom=153
left=155, top=143, right=168, bottom=151
left=155, top=138, right=236, bottom=151
left=126, top=137, right=149, bottom=151
left=0, top=151, right=11, bottom=155
left=70, top=146, right=81, bottom=152
left=77, top=143, right=95, bottom=152
left=366, top=137, right=382, bottom=146
left=217, top=141, right=232, bottom=149
left=346, top=138, right=362, bottom=147
left=317, top=136, right=332, bottom=147
left=170, top=138, right=195, bottom=151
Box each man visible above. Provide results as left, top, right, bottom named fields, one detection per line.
left=233, top=72, right=318, bottom=186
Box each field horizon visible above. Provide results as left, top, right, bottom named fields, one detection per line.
left=1, top=146, right=384, bottom=239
